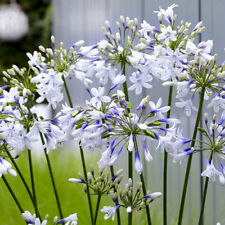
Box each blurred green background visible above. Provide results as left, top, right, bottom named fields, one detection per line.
left=0, top=148, right=161, bottom=225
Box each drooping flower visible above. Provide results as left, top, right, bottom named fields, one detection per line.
left=101, top=205, right=120, bottom=221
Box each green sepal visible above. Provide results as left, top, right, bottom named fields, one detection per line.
left=143, top=130, right=157, bottom=139
left=197, top=127, right=208, bottom=136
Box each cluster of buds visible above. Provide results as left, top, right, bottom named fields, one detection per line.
left=111, top=178, right=162, bottom=213
left=186, top=54, right=224, bottom=95
left=35, top=37, right=83, bottom=77
left=2, top=65, right=35, bottom=94
left=69, top=168, right=123, bottom=195
left=99, top=16, right=139, bottom=65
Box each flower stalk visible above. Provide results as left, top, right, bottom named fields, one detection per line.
left=198, top=151, right=214, bottom=225
left=177, top=87, right=205, bottom=225
left=163, top=85, right=173, bottom=225
left=62, top=77, right=94, bottom=224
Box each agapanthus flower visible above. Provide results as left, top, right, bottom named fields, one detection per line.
left=57, top=213, right=78, bottom=225
left=195, top=113, right=225, bottom=183
left=101, top=205, right=120, bottom=221
left=0, top=157, right=16, bottom=177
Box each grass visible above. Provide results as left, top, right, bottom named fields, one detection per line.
left=0, top=146, right=162, bottom=225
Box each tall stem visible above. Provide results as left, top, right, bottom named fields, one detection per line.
left=163, top=86, right=173, bottom=225
left=28, top=150, right=40, bottom=219
left=62, top=76, right=94, bottom=224
left=121, top=62, right=133, bottom=225
left=110, top=166, right=121, bottom=225
left=177, top=87, right=205, bottom=225
left=5, top=150, right=34, bottom=206
left=62, top=75, right=73, bottom=107
left=93, top=194, right=102, bottom=225
left=133, top=137, right=152, bottom=225
left=80, top=145, right=94, bottom=224
left=2, top=175, right=24, bottom=214
left=39, top=133, right=64, bottom=222
left=198, top=151, right=213, bottom=225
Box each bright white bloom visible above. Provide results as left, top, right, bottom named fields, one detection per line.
left=31, top=69, right=64, bottom=109
left=128, top=134, right=134, bottom=152
left=126, top=206, right=132, bottom=213
left=31, top=218, right=47, bottom=225
left=149, top=97, right=170, bottom=118
left=57, top=213, right=78, bottom=225
left=27, top=51, right=44, bottom=67
left=201, top=159, right=220, bottom=182
left=175, top=98, right=197, bottom=117
left=154, top=4, right=178, bottom=23
left=101, top=205, right=120, bottom=221
left=207, top=95, right=225, bottom=112
left=158, top=26, right=176, bottom=44
left=135, top=151, right=143, bottom=174
left=22, top=211, right=36, bottom=224
left=129, top=71, right=152, bottom=95
left=90, top=87, right=111, bottom=108
left=0, top=157, right=16, bottom=177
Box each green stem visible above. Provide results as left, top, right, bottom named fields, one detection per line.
left=198, top=151, right=214, bottom=225
left=45, top=149, right=64, bottom=220
left=80, top=145, right=94, bottom=224
left=128, top=213, right=132, bottom=225
left=62, top=75, right=73, bottom=107
left=5, top=150, right=34, bottom=206
left=133, top=137, right=151, bottom=225
left=121, top=62, right=132, bottom=225
left=93, top=194, right=102, bottom=225
left=28, top=150, right=41, bottom=220
left=110, top=166, right=121, bottom=225
left=63, top=74, right=94, bottom=224
left=140, top=173, right=152, bottom=225
left=163, top=86, right=173, bottom=225
left=121, top=62, right=130, bottom=111
left=177, top=87, right=205, bottom=225
left=39, top=133, right=64, bottom=222
left=2, top=175, right=24, bottom=214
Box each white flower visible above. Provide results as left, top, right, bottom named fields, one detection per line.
left=143, top=141, right=153, bottom=162
left=201, top=159, right=220, bottom=182
left=158, top=26, right=176, bottom=44
left=126, top=206, right=132, bottom=213
left=128, top=71, right=152, bottom=95
left=135, top=151, right=143, bottom=174
left=22, top=211, right=36, bottom=224
left=31, top=69, right=64, bottom=109
left=154, top=4, right=178, bottom=23
left=207, top=95, right=225, bottom=112
left=175, top=98, right=197, bottom=117
left=101, top=206, right=120, bottom=221
left=31, top=218, right=47, bottom=225
left=139, top=20, right=158, bottom=39
left=26, top=51, right=44, bottom=67
left=176, top=81, right=191, bottom=98
left=90, top=87, right=111, bottom=108
left=57, top=213, right=78, bottom=225
left=79, top=45, right=99, bottom=57
left=128, top=134, right=134, bottom=152
left=0, top=157, right=16, bottom=177
left=149, top=97, right=170, bottom=118
left=94, top=61, right=116, bottom=84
